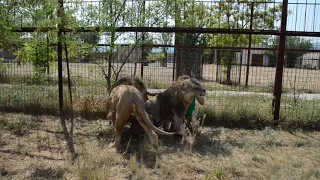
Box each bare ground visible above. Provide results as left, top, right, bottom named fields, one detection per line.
left=1, top=112, right=320, bottom=180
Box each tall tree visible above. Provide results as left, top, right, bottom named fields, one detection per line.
left=11, top=0, right=59, bottom=80
left=0, top=1, right=21, bottom=49
left=175, top=1, right=209, bottom=79
left=147, top=0, right=209, bottom=79
left=84, top=0, right=167, bottom=89
left=206, top=0, right=282, bottom=84
left=267, top=36, right=313, bottom=68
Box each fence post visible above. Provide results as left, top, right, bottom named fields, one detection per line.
left=273, top=0, right=288, bottom=121
left=140, top=0, right=146, bottom=79
left=174, top=0, right=181, bottom=80
left=57, top=0, right=76, bottom=161
left=245, top=2, right=254, bottom=87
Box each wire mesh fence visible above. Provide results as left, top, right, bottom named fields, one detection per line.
left=0, top=0, right=319, bottom=129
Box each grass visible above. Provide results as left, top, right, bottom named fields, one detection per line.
left=0, top=115, right=39, bottom=136
left=0, top=112, right=320, bottom=179
left=0, top=81, right=319, bottom=130
left=200, top=93, right=320, bottom=130
left=1, top=63, right=320, bottom=131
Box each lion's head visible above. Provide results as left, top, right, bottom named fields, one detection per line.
left=174, top=75, right=206, bottom=106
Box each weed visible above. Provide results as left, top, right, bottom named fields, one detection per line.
left=294, top=141, right=308, bottom=148
left=0, top=117, right=9, bottom=128
left=261, top=127, right=278, bottom=146
left=129, top=154, right=138, bottom=174
left=77, top=158, right=104, bottom=180
left=205, top=167, right=224, bottom=180
left=7, top=121, right=27, bottom=136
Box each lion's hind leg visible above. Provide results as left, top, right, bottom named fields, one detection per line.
left=109, top=110, right=131, bottom=148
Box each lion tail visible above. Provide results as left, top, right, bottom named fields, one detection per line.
left=132, top=101, right=175, bottom=136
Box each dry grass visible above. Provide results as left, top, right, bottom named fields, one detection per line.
left=1, top=112, right=320, bottom=180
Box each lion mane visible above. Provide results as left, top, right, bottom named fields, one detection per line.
left=145, top=75, right=206, bottom=135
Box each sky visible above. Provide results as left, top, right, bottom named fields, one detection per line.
left=286, top=0, right=320, bottom=32
left=76, top=0, right=320, bottom=47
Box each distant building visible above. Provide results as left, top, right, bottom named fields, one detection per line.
left=236, top=44, right=270, bottom=66
left=302, top=52, right=320, bottom=69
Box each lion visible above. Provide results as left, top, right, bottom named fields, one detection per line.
left=107, top=84, right=175, bottom=148
left=145, top=75, right=206, bottom=139
left=109, top=76, right=158, bottom=135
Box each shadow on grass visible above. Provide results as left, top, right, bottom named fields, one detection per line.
left=95, top=126, right=232, bottom=169
left=30, top=167, right=65, bottom=180
left=0, top=149, right=65, bottom=161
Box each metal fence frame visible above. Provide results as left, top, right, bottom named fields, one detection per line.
left=4, top=0, right=320, bottom=121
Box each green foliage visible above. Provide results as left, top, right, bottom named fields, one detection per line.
left=205, top=167, right=224, bottom=180
left=15, top=34, right=56, bottom=77
left=146, top=52, right=165, bottom=62
left=261, top=127, right=278, bottom=146
left=6, top=0, right=94, bottom=84
left=128, top=155, right=138, bottom=174
left=205, top=0, right=282, bottom=82
left=0, top=1, right=20, bottom=49
left=267, top=36, right=313, bottom=68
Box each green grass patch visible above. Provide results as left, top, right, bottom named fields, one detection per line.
left=200, top=93, right=320, bottom=131
left=0, top=83, right=319, bottom=130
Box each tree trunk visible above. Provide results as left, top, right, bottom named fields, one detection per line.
left=174, top=34, right=182, bottom=80
left=226, top=59, right=232, bottom=83
left=181, top=48, right=203, bottom=79
left=161, top=47, right=167, bottom=67
left=133, top=62, right=137, bottom=76
left=107, top=31, right=115, bottom=90
left=220, top=51, right=234, bottom=84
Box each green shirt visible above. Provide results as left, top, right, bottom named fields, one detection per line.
left=185, top=98, right=196, bottom=117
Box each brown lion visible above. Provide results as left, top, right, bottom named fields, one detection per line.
left=108, top=76, right=158, bottom=135
left=107, top=84, right=175, bottom=148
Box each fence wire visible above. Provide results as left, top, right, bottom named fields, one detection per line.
left=0, top=0, right=319, bottom=128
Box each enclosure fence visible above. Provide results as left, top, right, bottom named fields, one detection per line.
left=0, top=0, right=320, bottom=129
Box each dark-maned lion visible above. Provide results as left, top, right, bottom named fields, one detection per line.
left=145, top=75, right=206, bottom=138
left=107, top=84, right=175, bottom=148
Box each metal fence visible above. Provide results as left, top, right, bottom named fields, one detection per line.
left=0, top=0, right=319, bottom=126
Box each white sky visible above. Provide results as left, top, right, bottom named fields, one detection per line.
left=68, top=0, right=320, bottom=45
